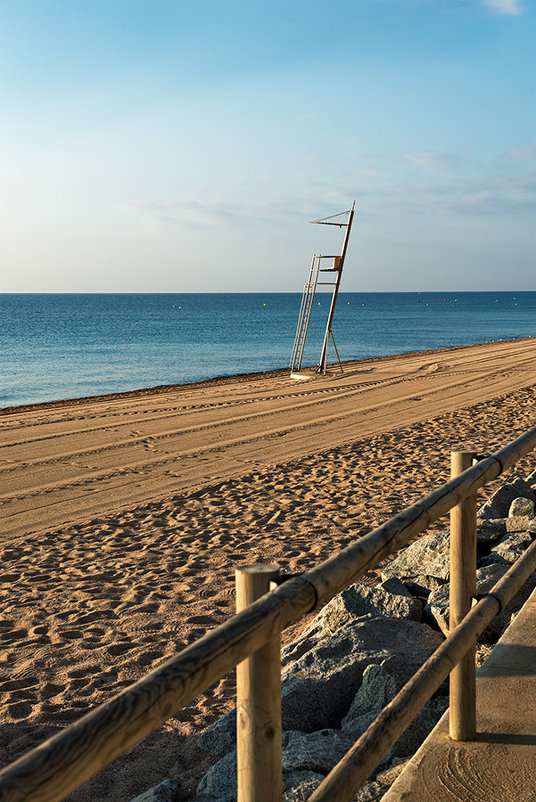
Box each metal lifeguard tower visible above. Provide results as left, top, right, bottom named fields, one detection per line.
left=290, top=202, right=355, bottom=377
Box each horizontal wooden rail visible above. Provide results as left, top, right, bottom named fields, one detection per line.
left=0, top=425, right=535, bottom=801
left=309, top=536, right=536, bottom=801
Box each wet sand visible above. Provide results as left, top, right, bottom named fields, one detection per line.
left=0, top=338, right=535, bottom=799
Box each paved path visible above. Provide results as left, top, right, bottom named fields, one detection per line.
left=383, top=586, right=536, bottom=802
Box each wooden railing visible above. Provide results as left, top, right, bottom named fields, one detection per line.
left=0, top=426, right=536, bottom=801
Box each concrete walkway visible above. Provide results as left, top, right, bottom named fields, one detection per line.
left=383, top=586, right=536, bottom=802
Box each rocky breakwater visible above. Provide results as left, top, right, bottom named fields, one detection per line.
left=133, top=470, right=536, bottom=802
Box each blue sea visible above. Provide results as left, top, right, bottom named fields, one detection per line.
left=1, top=292, right=535, bottom=409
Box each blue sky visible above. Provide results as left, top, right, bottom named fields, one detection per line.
left=0, top=0, right=534, bottom=292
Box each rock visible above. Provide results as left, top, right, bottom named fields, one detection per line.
left=352, top=758, right=411, bottom=802
left=200, top=672, right=362, bottom=755
left=198, top=708, right=236, bottom=757
left=341, top=661, right=399, bottom=724
left=476, top=518, right=506, bottom=545
left=478, top=478, right=536, bottom=521
left=425, top=563, right=536, bottom=642
left=380, top=530, right=450, bottom=584
left=343, top=701, right=446, bottom=761
left=392, top=704, right=445, bottom=758
left=281, top=615, right=442, bottom=732
left=476, top=644, right=493, bottom=668
left=281, top=728, right=360, bottom=775
left=481, top=531, right=534, bottom=567
left=194, top=749, right=237, bottom=801
left=281, top=619, right=324, bottom=669
left=426, top=563, right=506, bottom=636
left=484, top=575, right=536, bottom=644
left=194, top=728, right=371, bottom=801
left=505, top=515, right=534, bottom=532
left=508, top=497, right=535, bottom=518
left=130, top=779, right=182, bottom=802
left=281, top=676, right=343, bottom=733
left=378, top=577, right=413, bottom=597
left=394, top=574, right=447, bottom=597
left=477, top=553, right=510, bottom=568
left=319, top=582, right=422, bottom=632
left=282, top=771, right=323, bottom=801
left=352, top=779, right=387, bottom=802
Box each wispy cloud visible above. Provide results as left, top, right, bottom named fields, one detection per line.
left=331, top=145, right=536, bottom=219
left=124, top=195, right=310, bottom=232
left=442, top=172, right=536, bottom=215
left=481, top=0, right=523, bottom=15
left=403, top=149, right=467, bottom=172
left=497, top=143, right=536, bottom=163
left=124, top=142, right=536, bottom=235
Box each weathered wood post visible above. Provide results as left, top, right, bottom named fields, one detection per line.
left=236, top=565, right=282, bottom=802
left=449, top=450, right=477, bottom=740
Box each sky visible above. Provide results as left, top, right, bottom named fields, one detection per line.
left=0, top=0, right=534, bottom=292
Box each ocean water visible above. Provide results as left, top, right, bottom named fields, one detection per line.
left=1, top=292, right=535, bottom=408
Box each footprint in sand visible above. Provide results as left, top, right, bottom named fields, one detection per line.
left=136, top=650, right=165, bottom=666
left=107, top=643, right=133, bottom=656
left=8, top=701, right=33, bottom=719
left=59, top=629, right=84, bottom=640
left=0, top=675, right=38, bottom=692
left=0, top=628, right=28, bottom=642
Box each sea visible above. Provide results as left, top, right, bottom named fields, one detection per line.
left=1, top=292, right=535, bottom=409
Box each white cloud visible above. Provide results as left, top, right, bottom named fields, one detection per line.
left=498, top=143, right=536, bottom=163
left=481, top=0, right=523, bottom=15
left=404, top=149, right=466, bottom=172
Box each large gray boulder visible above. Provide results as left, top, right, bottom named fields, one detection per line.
left=476, top=517, right=507, bottom=545
left=478, top=478, right=536, bottom=521
left=425, top=562, right=536, bottom=642
left=342, top=699, right=447, bottom=761
left=341, top=661, right=398, bottom=724
left=318, top=582, right=422, bottom=631
left=394, top=574, right=447, bottom=597
left=197, top=708, right=236, bottom=757
left=505, top=515, right=534, bottom=533
left=282, top=764, right=410, bottom=802
left=200, top=613, right=443, bottom=756
left=282, top=771, right=324, bottom=801
left=195, top=728, right=378, bottom=801
left=380, top=530, right=450, bottom=584
left=281, top=674, right=349, bottom=733
left=194, top=749, right=236, bottom=801
left=281, top=728, right=362, bottom=775
left=352, top=759, right=410, bottom=802
left=198, top=674, right=355, bottom=757
left=280, top=615, right=442, bottom=732
left=426, top=563, right=506, bottom=636
left=508, top=497, right=535, bottom=518
left=479, top=530, right=534, bottom=567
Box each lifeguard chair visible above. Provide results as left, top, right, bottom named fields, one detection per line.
left=290, top=202, right=355, bottom=377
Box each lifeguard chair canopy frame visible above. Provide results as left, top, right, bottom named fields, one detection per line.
left=290, top=201, right=355, bottom=376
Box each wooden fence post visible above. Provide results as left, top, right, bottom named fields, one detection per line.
left=449, top=450, right=477, bottom=740
left=236, top=565, right=282, bottom=802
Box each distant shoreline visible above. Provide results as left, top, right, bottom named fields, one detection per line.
left=3, top=335, right=535, bottom=416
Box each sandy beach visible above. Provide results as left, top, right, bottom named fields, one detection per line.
left=1, top=338, right=536, bottom=800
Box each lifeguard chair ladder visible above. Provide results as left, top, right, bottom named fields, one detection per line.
left=290, top=202, right=355, bottom=376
